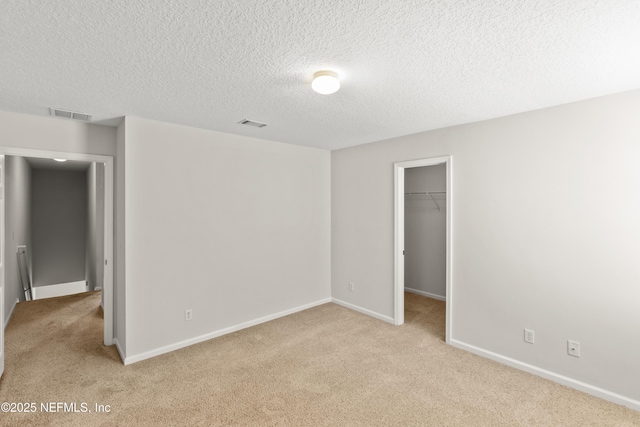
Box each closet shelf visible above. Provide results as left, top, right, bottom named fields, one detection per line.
left=404, top=191, right=446, bottom=211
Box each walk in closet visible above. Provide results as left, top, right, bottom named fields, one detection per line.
left=404, top=164, right=446, bottom=301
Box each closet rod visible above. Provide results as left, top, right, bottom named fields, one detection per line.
left=404, top=191, right=446, bottom=211
left=403, top=191, right=446, bottom=195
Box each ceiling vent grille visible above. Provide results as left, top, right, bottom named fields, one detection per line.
left=50, top=108, right=92, bottom=122
left=238, top=119, right=267, bottom=128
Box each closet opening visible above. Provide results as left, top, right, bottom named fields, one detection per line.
left=394, top=156, right=452, bottom=343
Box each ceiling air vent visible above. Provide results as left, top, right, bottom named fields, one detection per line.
left=50, top=108, right=92, bottom=122
left=238, top=119, right=267, bottom=128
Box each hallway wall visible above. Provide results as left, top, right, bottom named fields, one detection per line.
left=86, top=162, right=105, bottom=292
left=31, top=169, right=88, bottom=287
left=4, top=156, right=32, bottom=326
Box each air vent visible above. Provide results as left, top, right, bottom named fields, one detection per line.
left=238, top=119, right=267, bottom=128
left=50, top=108, right=92, bottom=122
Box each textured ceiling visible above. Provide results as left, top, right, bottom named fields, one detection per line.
left=1, top=0, right=639, bottom=150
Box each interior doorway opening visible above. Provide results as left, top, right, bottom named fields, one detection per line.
left=13, top=156, right=105, bottom=302
left=394, top=156, right=452, bottom=343
left=0, top=147, right=114, bottom=347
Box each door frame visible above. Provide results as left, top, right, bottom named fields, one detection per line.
left=0, top=146, right=114, bottom=346
left=394, top=155, right=452, bottom=343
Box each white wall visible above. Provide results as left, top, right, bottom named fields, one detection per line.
left=4, top=156, right=31, bottom=326
left=332, top=90, right=640, bottom=406
left=0, top=110, right=115, bottom=157
left=96, top=163, right=105, bottom=293
left=123, top=117, right=331, bottom=359
left=86, top=163, right=97, bottom=291
left=31, top=169, right=88, bottom=287
left=404, top=164, right=446, bottom=299
left=114, top=120, right=126, bottom=357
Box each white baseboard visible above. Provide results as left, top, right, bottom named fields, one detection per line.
left=331, top=298, right=395, bottom=324
left=404, top=287, right=446, bottom=301
left=4, top=298, right=20, bottom=329
left=450, top=339, right=640, bottom=412
left=124, top=297, right=332, bottom=365
left=33, top=281, right=88, bottom=300
left=113, top=338, right=126, bottom=364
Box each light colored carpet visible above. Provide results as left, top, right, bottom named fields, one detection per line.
left=0, top=291, right=638, bottom=426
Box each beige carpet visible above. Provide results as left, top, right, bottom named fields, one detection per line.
left=0, top=291, right=638, bottom=426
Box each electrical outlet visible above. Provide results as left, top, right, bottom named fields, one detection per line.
left=567, top=340, right=580, bottom=357
left=524, top=329, right=535, bottom=344
left=185, top=309, right=193, bottom=321
left=348, top=282, right=354, bottom=292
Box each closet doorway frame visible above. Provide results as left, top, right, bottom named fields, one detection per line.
left=394, top=155, right=452, bottom=343
left=0, top=146, right=114, bottom=346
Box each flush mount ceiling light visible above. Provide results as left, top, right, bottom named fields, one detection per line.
left=312, top=71, right=340, bottom=95
left=53, top=158, right=67, bottom=162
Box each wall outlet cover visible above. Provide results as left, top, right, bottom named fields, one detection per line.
left=524, top=329, right=535, bottom=344
left=568, top=340, right=580, bottom=357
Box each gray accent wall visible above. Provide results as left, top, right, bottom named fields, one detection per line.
left=4, top=156, right=32, bottom=326
left=404, top=164, right=446, bottom=299
left=31, top=169, right=88, bottom=287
